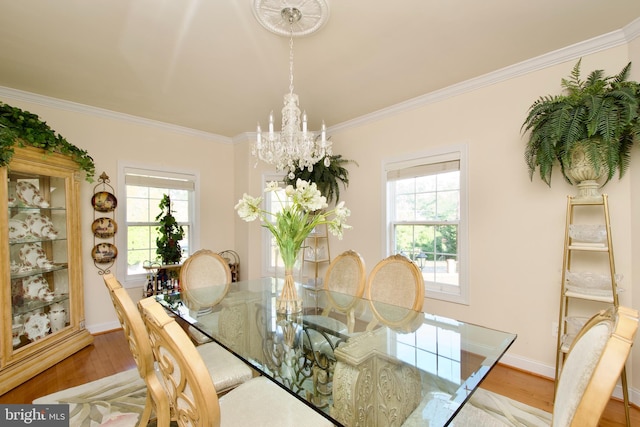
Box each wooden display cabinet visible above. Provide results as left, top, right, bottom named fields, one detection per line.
left=0, top=146, right=93, bottom=394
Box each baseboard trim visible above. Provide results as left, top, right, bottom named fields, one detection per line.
left=501, top=352, right=639, bottom=406
left=86, top=321, right=121, bottom=335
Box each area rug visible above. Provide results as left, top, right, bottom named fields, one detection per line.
left=33, top=368, right=148, bottom=427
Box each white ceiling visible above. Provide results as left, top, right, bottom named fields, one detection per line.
left=1, top=1, right=640, bottom=138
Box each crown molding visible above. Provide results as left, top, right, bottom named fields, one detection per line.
left=330, top=17, right=640, bottom=134
left=624, top=15, right=640, bottom=40
left=1, top=17, right=639, bottom=142
left=0, top=85, right=232, bottom=144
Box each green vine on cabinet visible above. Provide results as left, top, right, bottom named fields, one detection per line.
left=0, top=101, right=96, bottom=182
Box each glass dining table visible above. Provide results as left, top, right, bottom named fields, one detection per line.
left=155, top=277, right=516, bottom=427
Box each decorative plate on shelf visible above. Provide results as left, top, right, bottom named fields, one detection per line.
left=24, top=312, right=50, bottom=341
left=16, top=181, right=50, bottom=208
left=91, top=217, right=118, bottom=238
left=91, top=191, right=117, bottom=212
left=92, top=243, right=118, bottom=263
left=22, top=274, right=49, bottom=298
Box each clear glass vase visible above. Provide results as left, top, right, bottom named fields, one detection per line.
left=276, top=268, right=303, bottom=314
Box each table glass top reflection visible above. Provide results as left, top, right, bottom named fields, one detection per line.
left=156, top=277, right=515, bottom=426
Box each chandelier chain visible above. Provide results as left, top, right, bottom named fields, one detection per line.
left=252, top=7, right=332, bottom=176
left=289, top=27, right=294, bottom=95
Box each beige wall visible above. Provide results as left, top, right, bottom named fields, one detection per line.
left=628, top=31, right=640, bottom=402
left=234, top=46, right=640, bottom=398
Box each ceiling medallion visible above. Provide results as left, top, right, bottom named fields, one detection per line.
left=252, top=0, right=330, bottom=37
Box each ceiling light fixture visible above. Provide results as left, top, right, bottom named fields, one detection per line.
left=251, top=1, right=331, bottom=179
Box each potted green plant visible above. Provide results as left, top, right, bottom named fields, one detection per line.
left=155, top=194, right=184, bottom=265
left=0, top=101, right=95, bottom=181
left=522, top=59, right=640, bottom=197
left=284, top=155, right=357, bottom=205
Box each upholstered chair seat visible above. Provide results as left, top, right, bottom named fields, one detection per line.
left=139, top=297, right=334, bottom=427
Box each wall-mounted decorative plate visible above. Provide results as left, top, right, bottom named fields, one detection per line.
left=91, top=191, right=117, bottom=212
left=91, top=217, right=118, bottom=238
left=91, top=243, right=118, bottom=263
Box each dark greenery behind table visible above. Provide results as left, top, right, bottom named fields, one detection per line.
left=155, top=194, right=185, bottom=265
left=284, top=154, right=357, bottom=206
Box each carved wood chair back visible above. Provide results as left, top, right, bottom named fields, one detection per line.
left=103, top=273, right=170, bottom=427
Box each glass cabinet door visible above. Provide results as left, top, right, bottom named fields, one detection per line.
left=8, top=173, right=71, bottom=349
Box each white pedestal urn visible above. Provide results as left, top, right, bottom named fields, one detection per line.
left=567, top=145, right=605, bottom=201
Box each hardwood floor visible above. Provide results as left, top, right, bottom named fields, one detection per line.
left=1, top=329, right=638, bottom=426
left=0, top=329, right=136, bottom=405
left=480, top=364, right=640, bottom=427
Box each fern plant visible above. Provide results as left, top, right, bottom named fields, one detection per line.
left=522, top=59, right=640, bottom=186
left=284, top=155, right=357, bottom=205
left=155, top=194, right=185, bottom=265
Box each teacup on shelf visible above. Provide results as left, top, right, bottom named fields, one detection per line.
left=12, top=323, right=24, bottom=347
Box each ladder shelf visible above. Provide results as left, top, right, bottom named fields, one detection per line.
left=555, top=194, right=630, bottom=426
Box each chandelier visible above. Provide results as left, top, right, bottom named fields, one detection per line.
left=252, top=3, right=332, bottom=179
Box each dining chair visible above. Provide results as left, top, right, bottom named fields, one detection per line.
left=448, top=306, right=639, bottom=427
left=321, top=250, right=366, bottom=332
left=303, top=250, right=366, bottom=387
left=103, top=274, right=252, bottom=398
left=103, top=274, right=170, bottom=427
left=179, top=249, right=231, bottom=343
left=365, top=253, right=425, bottom=332
left=138, top=296, right=335, bottom=427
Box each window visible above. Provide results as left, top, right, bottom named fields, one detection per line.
left=117, top=164, right=198, bottom=284
left=262, top=174, right=299, bottom=277
left=385, top=146, right=468, bottom=304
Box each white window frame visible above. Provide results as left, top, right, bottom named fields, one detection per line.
left=117, top=161, right=200, bottom=288
left=261, top=173, right=290, bottom=278
left=383, top=144, right=469, bottom=305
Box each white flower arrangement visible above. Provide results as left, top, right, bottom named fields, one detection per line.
left=235, top=179, right=351, bottom=270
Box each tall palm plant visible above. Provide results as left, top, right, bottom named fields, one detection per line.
left=523, top=59, right=640, bottom=186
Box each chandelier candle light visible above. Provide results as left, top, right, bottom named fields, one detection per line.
left=235, top=179, right=350, bottom=313
left=252, top=5, right=332, bottom=178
